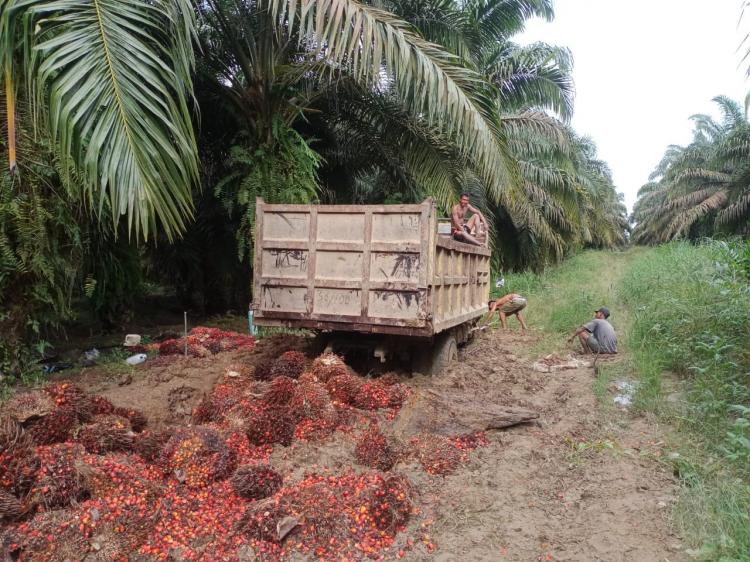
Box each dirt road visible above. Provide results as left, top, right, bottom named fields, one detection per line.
left=404, top=250, right=686, bottom=561
left=70, top=325, right=686, bottom=561
left=405, top=329, right=685, bottom=561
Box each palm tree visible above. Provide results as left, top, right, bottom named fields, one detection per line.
left=633, top=96, right=750, bottom=244
left=189, top=0, right=540, bottom=260
left=384, top=0, right=625, bottom=269
left=3, top=0, right=516, bottom=242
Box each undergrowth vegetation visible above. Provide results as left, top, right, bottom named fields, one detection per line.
left=620, top=240, right=750, bottom=560
left=502, top=250, right=627, bottom=337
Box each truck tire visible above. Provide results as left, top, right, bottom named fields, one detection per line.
left=411, top=332, right=457, bottom=375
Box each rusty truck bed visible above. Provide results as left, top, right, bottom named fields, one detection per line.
left=252, top=199, right=490, bottom=337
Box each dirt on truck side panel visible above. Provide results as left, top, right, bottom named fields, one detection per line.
left=252, top=198, right=490, bottom=337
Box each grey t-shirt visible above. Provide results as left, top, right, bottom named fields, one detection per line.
left=584, top=319, right=618, bottom=353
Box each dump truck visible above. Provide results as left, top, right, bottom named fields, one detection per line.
left=251, top=198, right=491, bottom=374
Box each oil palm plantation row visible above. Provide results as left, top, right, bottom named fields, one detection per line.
left=632, top=96, right=750, bottom=244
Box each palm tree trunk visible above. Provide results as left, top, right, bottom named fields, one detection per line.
left=4, top=59, right=16, bottom=173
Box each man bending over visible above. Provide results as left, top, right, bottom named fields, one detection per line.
left=451, top=193, right=487, bottom=246
left=568, top=307, right=618, bottom=354
left=488, top=293, right=528, bottom=332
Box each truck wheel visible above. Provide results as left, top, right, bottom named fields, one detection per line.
left=433, top=332, right=458, bottom=375
left=412, top=332, right=457, bottom=375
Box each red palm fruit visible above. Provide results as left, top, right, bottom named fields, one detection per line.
left=89, top=395, right=115, bottom=415
left=159, top=426, right=236, bottom=488
left=354, top=423, right=396, bottom=471
left=25, top=405, right=77, bottom=445
left=0, top=432, right=39, bottom=497
left=309, top=353, right=349, bottom=383
left=0, top=489, right=24, bottom=520
left=325, top=374, right=362, bottom=405
left=378, top=372, right=401, bottom=386
left=230, top=465, right=283, bottom=500
left=368, top=474, right=413, bottom=532
left=74, top=415, right=134, bottom=454
left=43, top=382, right=95, bottom=422
left=133, top=429, right=172, bottom=462
left=112, top=407, right=147, bottom=432
left=290, top=380, right=334, bottom=422
left=386, top=383, right=411, bottom=408
left=1, top=391, right=55, bottom=423
left=236, top=503, right=289, bottom=543
left=246, top=406, right=295, bottom=447
left=253, top=361, right=274, bottom=381
left=30, top=443, right=90, bottom=508
left=269, top=351, right=307, bottom=380
left=263, top=376, right=297, bottom=407
left=297, top=372, right=318, bottom=384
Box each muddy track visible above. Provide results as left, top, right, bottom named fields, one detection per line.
left=405, top=330, right=685, bottom=562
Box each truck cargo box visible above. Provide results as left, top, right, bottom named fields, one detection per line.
left=252, top=198, right=490, bottom=338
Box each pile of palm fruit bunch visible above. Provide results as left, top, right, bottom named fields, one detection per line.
left=0, top=374, right=418, bottom=560
left=157, top=326, right=256, bottom=357
left=0, top=350, right=488, bottom=560
left=193, top=351, right=412, bottom=445
left=355, top=421, right=398, bottom=471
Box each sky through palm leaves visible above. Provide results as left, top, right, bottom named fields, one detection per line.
left=519, top=0, right=749, bottom=212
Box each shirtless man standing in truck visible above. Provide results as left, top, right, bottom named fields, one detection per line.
left=451, top=193, right=488, bottom=246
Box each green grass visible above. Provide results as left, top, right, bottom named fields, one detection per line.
left=673, top=457, right=750, bottom=561
left=620, top=240, right=750, bottom=560
left=503, top=250, right=635, bottom=353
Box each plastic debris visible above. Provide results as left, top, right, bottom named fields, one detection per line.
left=125, top=354, right=147, bottom=366
left=613, top=380, right=637, bottom=408
left=41, top=363, right=73, bottom=374
left=123, top=334, right=142, bottom=347
left=81, top=348, right=100, bottom=367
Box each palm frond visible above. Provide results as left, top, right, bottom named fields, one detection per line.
left=666, top=187, right=720, bottom=210
left=713, top=95, right=745, bottom=129
left=266, top=0, right=517, bottom=199
left=672, top=168, right=731, bottom=185
left=665, top=189, right=728, bottom=239
left=500, top=110, right=570, bottom=149
left=716, top=188, right=750, bottom=227
left=483, top=41, right=573, bottom=120
left=2, top=0, right=199, bottom=240
left=466, top=0, right=554, bottom=41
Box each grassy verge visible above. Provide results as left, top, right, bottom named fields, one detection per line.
left=503, top=250, right=635, bottom=354
left=619, top=240, right=750, bottom=560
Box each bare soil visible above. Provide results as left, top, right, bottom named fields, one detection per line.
left=404, top=331, right=686, bottom=562
left=61, top=326, right=686, bottom=561
left=65, top=335, right=306, bottom=428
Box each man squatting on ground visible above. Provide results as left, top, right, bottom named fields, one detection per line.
left=568, top=307, right=618, bottom=354
left=488, top=294, right=528, bottom=332
left=451, top=193, right=487, bottom=246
